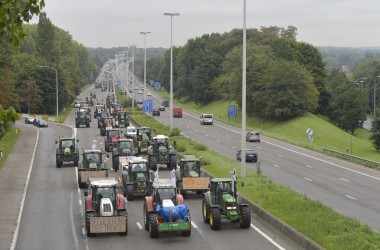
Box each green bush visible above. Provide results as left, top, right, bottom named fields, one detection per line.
left=194, top=143, right=207, bottom=151
left=170, top=128, right=181, bottom=136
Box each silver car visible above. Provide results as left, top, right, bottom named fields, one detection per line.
left=246, top=131, right=260, bottom=142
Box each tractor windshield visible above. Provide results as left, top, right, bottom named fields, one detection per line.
left=119, top=141, right=132, bottom=149
left=108, top=130, right=119, bottom=137
left=156, top=138, right=166, bottom=146
left=157, top=188, right=176, bottom=201
left=218, top=182, right=233, bottom=194
left=132, top=163, right=147, bottom=172
left=61, top=140, right=73, bottom=148
left=96, top=187, right=116, bottom=202
left=86, top=153, right=100, bottom=162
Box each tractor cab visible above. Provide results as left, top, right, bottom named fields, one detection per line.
left=179, top=155, right=201, bottom=178
left=152, top=179, right=177, bottom=207
left=209, top=178, right=236, bottom=211
left=82, top=150, right=104, bottom=169
left=87, top=178, right=119, bottom=216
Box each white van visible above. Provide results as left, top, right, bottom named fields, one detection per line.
left=126, top=126, right=137, bottom=139
left=200, top=114, right=213, bottom=125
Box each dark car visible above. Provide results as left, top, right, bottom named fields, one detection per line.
left=152, top=109, right=160, bottom=116
left=237, top=149, right=258, bottom=162
left=246, top=131, right=260, bottom=142
left=38, top=120, right=48, bottom=127
left=161, top=100, right=170, bottom=107
left=25, top=117, right=35, bottom=124
left=33, top=119, right=40, bottom=126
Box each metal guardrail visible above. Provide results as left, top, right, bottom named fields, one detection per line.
left=323, top=148, right=380, bottom=168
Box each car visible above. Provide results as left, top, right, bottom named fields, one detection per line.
left=33, top=119, right=40, bottom=126
left=138, top=90, right=143, bottom=94
left=200, top=114, right=213, bottom=125
left=134, top=86, right=138, bottom=90
left=74, top=100, right=81, bottom=108
left=161, top=100, right=170, bottom=107
left=38, top=120, right=48, bottom=127
left=159, top=105, right=165, bottom=111
left=237, top=149, right=258, bottom=162
left=147, top=92, right=152, bottom=96
left=140, top=86, right=144, bottom=90
left=129, top=88, right=133, bottom=93
left=137, top=100, right=143, bottom=104
left=246, top=131, right=260, bottom=142
left=152, top=109, right=160, bottom=116
left=24, top=117, right=35, bottom=124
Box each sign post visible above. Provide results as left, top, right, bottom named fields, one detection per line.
left=228, top=105, right=237, bottom=122
left=306, top=128, right=314, bottom=146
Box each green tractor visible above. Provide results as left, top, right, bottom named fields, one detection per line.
left=75, top=109, right=90, bottom=128
left=55, top=137, right=79, bottom=168
left=77, top=149, right=109, bottom=188
left=136, top=127, right=152, bottom=154
left=202, top=173, right=251, bottom=230
left=116, top=111, right=129, bottom=128
left=112, top=138, right=138, bottom=171
left=175, top=155, right=210, bottom=198
left=147, top=135, right=177, bottom=171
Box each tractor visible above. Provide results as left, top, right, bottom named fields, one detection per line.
left=175, top=155, right=210, bottom=198
left=143, top=179, right=191, bottom=238
left=147, top=135, right=177, bottom=171
left=75, top=109, right=90, bottom=128
left=118, top=156, right=153, bottom=201
left=55, top=137, right=79, bottom=168
left=100, top=117, right=116, bottom=136
left=135, top=127, right=152, bottom=154
left=77, top=149, right=109, bottom=188
left=116, top=111, right=129, bottom=128
left=111, top=138, right=138, bottom=171
left=202, top=172, right=251, bottom=230
left=104, top=128, right=122, bottom=152
left=84, top=178, right=128, bottom=236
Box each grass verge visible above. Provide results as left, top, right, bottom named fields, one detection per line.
left=0, top=128, right=21, bottom=171
left=130, top=111, right=380, bottom=250
left=58, top=104, right=74, bottom=123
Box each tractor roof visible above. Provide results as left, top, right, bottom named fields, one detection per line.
left=154, top=135, right=168, bottom=140
left=211, top=178, right=233, bottom=183
left=60, top=137, right=74, bottom=141
left=181, top=155, right=200, bottom=162
left=153, top=179, right=176, bottom=189
left=83, top=149, right=101, bottom=154
left=90, top=178, right=118, bottom=187
left=118, top=138, right=133, bottom=142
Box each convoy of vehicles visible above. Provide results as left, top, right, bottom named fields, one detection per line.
left=147, top=135, right=177, bottom=171
left=77, top=149, right=109, bottom=188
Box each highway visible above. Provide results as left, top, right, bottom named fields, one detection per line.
left=13, top=69, right=297, bottom=250
left=127, top=68, right=380, bottom=232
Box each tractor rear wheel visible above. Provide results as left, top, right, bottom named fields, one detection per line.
left=239, top=206, right=251, bottom=228
left=126, top=185, right=134, bottom=201
left=56, top=155, right=62, bottom=168
left=105, top=143, right=110, bottom=152
left=168, top=154, right=177, bottom=170
left=149, top=155, right=157, bottom=171
left=143, top=201, right=149, bottom=230
left=73, top=159, right=78, bottom=167
left=118, top=210, right=128, bottom=235
left=86, top=212, right=95, bottom=237
left=149, top=213, right=159, bottom=238
left=210, top=207, right=221, bottom=230
left=202, top=198, right=210, bottom=223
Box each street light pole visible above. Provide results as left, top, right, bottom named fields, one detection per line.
left=37, top=65, right=58, bottom=120
left=140, top=32, right=151, bottom=101
left=129, top=45, right=136, bottom=109
left=375, top=76, right=380, bottom=117
left=241, top=0, right=247, bottom=178
left=164, top=12, right=180, bottom=132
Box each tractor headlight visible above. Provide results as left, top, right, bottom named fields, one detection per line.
left=226, top=206, right=236, bottom=210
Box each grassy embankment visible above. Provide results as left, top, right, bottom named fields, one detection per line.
left=0, top=128, right=21, bottom=171
left=130, top=110, right=380, bottom=250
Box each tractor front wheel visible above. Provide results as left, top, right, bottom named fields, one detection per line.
left=149, top=155, right=157, bottom=171
left=86, top=212, right=96, bottom=237
left=239, top=206, right=251, bottom=229
left=168, top=154, right=177, bottom=170
left=56, top=155, right=62, bottom=168
left=210, top=207, right=221, bottom=230
left=202, top=198, right=210, bottom=223
left=149, top=213, right=159, bottom=238
left=126, top=185, right=134, bottom=201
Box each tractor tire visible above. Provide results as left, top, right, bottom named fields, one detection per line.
left=75, top=122, right=79, bottom=128
left=118, top=210, right=128, bottom=235
left=149, top=155, right=157, bottom=171
left=181, top=189, right=187, bottom=199
left=113, top=157, right=118, bottom=171
left=56, top=155, right=62, bottom=168
left=239, top=206, right=251, bottom=229
left=149, top=213, right=159, bottom=238
left=202, top=198, right=210, bottom=223
left=78, top=174, right=86, bottom=189
left=143, top=201, right=149, bottom=230
left=101, top=128, right=105, bottom=136
left=73, top=159, right=78, bottom=167
left=105, top=143, right=110, bottom=152
left=168, top=154, right=177, bottom=170
left=86, top=122, right=90, bottom=128
left=210, top=207, right=221, bottom=230
left=86, top=212, right=96, bottom=237
left=126, top=185, right=134, bottom=201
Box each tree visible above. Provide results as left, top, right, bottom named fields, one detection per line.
left=370, top=109, right=380, bottom=150
left=36, top=12, right=57, bottom=63
left=0, top=106, right=19, bottom=139
left=0, top=0, right=45, bottom=46
left=18, top=77, right=42, bottom=114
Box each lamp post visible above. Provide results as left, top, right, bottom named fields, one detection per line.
left=129, top=45, right=136, bottom=109
left=241, top=0, right=247, bottom=178
left=37, top=65, right=58, bottom=120
left=374, top=76, right=380, bottom=117
left=164, top=12, right=180, bottom=132
left=140, top=32, right=151, bottom=101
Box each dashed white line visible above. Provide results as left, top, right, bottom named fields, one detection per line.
left=232, top=146, right=236, bottom=149
left=345, top=195, right=357, bottom=200
left=257, top=147, right=262, bottom=150
left=226, top=135, right=230, bottom=137
left=191, top=221, right=198, bottom=229
left=304, top=177, right=313, bottom=182
left=305, top=165, right=313, bottom=169
left=136, top=222, right=143, bottom=230
left=216, top=140, right=221, bottom=143
left=278, top=155, right=284, bottom=158
left=194, top=130, right=198, bottom=133
left=205, top=134, right=208, bottom=137
left=340, top=178, right=350, bottom=182
left=250, top=224, right=286, bottom=250
left=273, top=164, right=280, bottom=168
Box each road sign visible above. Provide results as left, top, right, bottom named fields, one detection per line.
left=154, top=82, right=161, bottom=90
left=308, top=134, right=314, bottom=142
left=143, top=100, right=153, bottom=113
left=150, top=80, right=155, bottom=86
left=306, top=128, right=313, bottom=136
left=228, top=105, right=237, bottom=117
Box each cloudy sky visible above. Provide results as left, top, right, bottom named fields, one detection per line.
left=31, top=0, right=380, bottom=49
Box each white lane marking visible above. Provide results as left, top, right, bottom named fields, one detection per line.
left=304, top=177, right=313, bottom=182
left=345, top=195, right=357, bottom=200
left=257, top=147, right=262, bottom=150
left=278, top=155, right=284, bottom=158
left=305, top=165, right=313, bottom=169
left=226, top=135, right=230, bottom=137
left=340, top=178, right=350, bottom=182
left=273, top=164, right=280, bottom=168
left=10, top=125, right=40, bottom=250
left=194, top=130, right=198, bottom=133
left=205, top=134, right=208, bottom=137
left=216, top=140, right=221, bottom=143
left=70, top=193, right=80, bottom=250
left=232, top=146, right=236, bottom=149
left=250, top=224, right=286, bottom=250
left=191, top=221, right=198, bottom=229
left=136, top=222, right=143, bottom=230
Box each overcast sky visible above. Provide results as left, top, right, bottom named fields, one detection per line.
left=31, top=0, right=380, bottom=49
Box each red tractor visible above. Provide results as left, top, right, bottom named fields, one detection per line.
left=104, top=128, right=122, bottom=152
